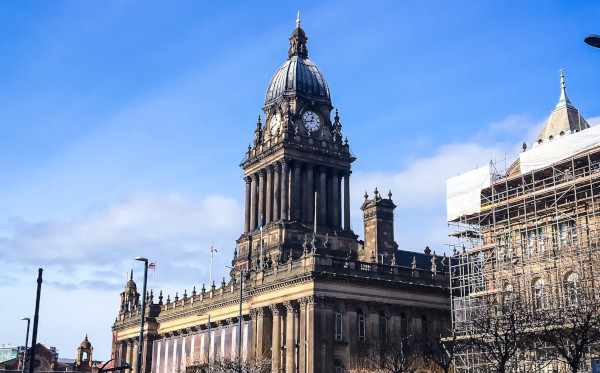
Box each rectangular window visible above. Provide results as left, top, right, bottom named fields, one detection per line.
left=536, top=227, right=545, bottom=252
left=358, top=314, right=366, bottom=342
left=334, top=312, right=343, bottom=341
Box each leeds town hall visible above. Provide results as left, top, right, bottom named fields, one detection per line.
left=111, top=17, right=451, bottom=373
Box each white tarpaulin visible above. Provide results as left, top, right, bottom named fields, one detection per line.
left=446, top=165, right=491, bottom=221
left=520, top=125, right=600, bottom=174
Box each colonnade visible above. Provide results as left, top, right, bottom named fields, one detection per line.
left=244, top=158, right=351, bottom=233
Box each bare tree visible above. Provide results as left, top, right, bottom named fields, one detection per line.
left=352, top=336, right=419, bottom=373
left=466, top=295, right=532, bottom=373
left=185, top=354, right=270, bottom=373
left=418, top=330, right=463, bottom=373
left=535, top=279, right=600, bottom=373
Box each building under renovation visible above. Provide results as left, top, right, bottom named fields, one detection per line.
left=447, top=71, right=600, bottom=372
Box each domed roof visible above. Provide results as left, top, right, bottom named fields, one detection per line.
left=80, top=335, right=91, bottom=349
left=125, top=270, right=137, bottom=292
left=264, top=14, right=331, bottom=105
left=265, top=56, right=330, bottom=104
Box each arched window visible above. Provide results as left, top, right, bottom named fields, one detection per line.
left=379, top=311, right=388, bottom=342
left=533, top=278, right=545, bottom=310
left=421, top=315, right=429, bottom=336
left=334, top=359, right=344, bottom=373
left=503, top=283, right=514, bottom=303
left=333, top=306, right=343, bottom=340
left=357, top=309, right=366, bottom=342
left=400, top=313, right=408, bottom=338
left=565, top=272, right=579, bottom=306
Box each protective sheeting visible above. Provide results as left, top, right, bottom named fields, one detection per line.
left=446, top=165, right=491, bottom=221
left=521, top=125, right=600, bottom=174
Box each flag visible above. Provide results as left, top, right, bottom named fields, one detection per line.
left=258, top=215, right=264, bottom=230
left=211, top=245, right=218, bottom=253
left=149, top=262, right=156, bottom=269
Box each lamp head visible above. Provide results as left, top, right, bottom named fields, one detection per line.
left=135, top=257, right=148, bottom=262
left=21, top=317, right=30, bottom=321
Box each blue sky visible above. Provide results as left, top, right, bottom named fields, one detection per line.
left=1, top=0, right=599, bottom=361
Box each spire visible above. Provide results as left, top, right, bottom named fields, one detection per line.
left=288, top=12, right=309, bottom=59
left=535, top=69, right=590, bottom=144
left=129, top=270, right=133, bottom=281
left=556, top=69, right=575, bottom=110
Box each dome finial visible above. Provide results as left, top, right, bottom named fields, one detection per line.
left=556, top=68, right=573, bottom=109
left=296, top=10, right=301, bottom=28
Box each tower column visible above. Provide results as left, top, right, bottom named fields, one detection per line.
left=258, top=169, right=265, bottom=225
left=266, top=166, right=273, bottom=223
left=306, top=297, right=316, bottom=373
left=293, top=161, right=302, bottom=221
left=251, top=173, right=259, bottom=230
left=244, top=176, right=252, bottom=233
left=273, top=163, right=281, bottom=222
left=281, top=159, right=289, bottom=220
left=284, top=301, right=297, bottom=373
left=318, top=167, right=327, bottom=227
left=270, top=305, right=282, bottom=372
left=344, top=171, right=351, bottom=230
left=125, top=340, right=133, bottom=373
left=304, top=163, right=314, bottom=224
left=331, top=170, right=339, bottom=228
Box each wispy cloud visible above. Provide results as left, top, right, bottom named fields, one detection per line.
left=0, top=193, right=242, bottom=270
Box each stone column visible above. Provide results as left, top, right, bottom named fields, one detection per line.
left=251, top=173, right=259, bottom=230
left=306, top=297, right=316, bottom=373
left=318, top=167, right=327, bottom=228
left=281, top=159, right=289, bottom=220
left=258, top=169, right=265, bottom=225
left=125, top=340, right=133, bottom=373
left=299, top=298, right=307, bottom=373
left=343, top=171, right=351, bottom=230
left=270, top=305, right=282, bottom=372
left=331, top=170, right=340, bottom=229
left=244, top=176, right=252, bottom=233
left=304, top=164, right=314, bottom=224
left=273, top=163, right=281, bottom=222
left=266, top=167, right=273, bottom=223
left=293, top=161, right=302, bottom=221
left=284, top=301, right=297, bottom=373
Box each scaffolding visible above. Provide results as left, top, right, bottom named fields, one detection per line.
left=448, top=141, right=600, bottom=372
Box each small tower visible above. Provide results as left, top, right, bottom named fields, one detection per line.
left=75, top=335, right=93, bottom=371
left=361, top=188, right=397, bottom=264
left=120, top=270, right=140, bottom=313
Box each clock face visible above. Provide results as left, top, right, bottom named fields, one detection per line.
left=269, top=113, right=281, bottom=135
left=302, top=111, right=321, bottom=132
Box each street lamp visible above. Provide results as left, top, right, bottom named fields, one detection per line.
left=20, top=318, right=30, bottom=373
left=585, top=34, right=600, bottom=49
left=196, top=313, right=211, bottom=367
left=134, top=257, right=149, bottom=373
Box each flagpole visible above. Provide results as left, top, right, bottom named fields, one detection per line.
left=314, top=191, right=317, bottom=234
left=210, top=243, right=214, bottom=287
left=259, top=214, right=264, bottom=269
left=152, top=261, right=155, bottom=293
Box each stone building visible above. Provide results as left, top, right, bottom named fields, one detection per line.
left=448, top=71, right=600, bottom=372
left=111, top=16, right=451, bottom=373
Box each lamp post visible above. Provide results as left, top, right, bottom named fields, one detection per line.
left=197, top=313, right=211, bottom=367
left=20, top=318, right=30, bottom=373
left=134, top=257, right=149, bottom=373
left=585, top=34, right=600, bottom=49
left=226, top=266, right=248, bottom=360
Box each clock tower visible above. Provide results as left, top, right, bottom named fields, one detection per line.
left=234, top=14, right=357, bottom=271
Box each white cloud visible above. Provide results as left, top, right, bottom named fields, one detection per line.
left=1, top=193, right=242, bottom=266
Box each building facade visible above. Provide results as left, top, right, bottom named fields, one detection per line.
left=448, top=71, right=600, bottom=372
left=112, top=17, right=451, bottom=373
